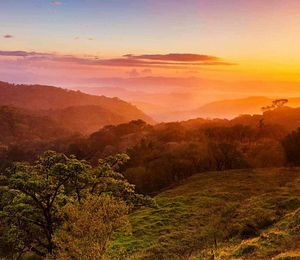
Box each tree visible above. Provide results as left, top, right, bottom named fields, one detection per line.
left=0, top=151, right=153, bottom=258
left=53, top=195, right=128, bottom=260
left=246, top=139, right=285, bottom=167
left=0, top=151, right=91, bottom=257
left=210, top=143, right=248, bottom=171
left=261, top=99, right=288, bottom=112
left=282, top=128, right=300, bottom=165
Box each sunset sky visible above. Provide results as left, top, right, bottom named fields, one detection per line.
left=1, top=0, right=300, bottom=95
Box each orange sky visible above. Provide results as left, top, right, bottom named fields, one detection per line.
left=1, top=0, right=300, bottom=92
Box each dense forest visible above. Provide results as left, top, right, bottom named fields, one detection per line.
left=2, top=100, right=300, bottom=193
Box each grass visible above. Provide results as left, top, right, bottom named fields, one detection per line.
left=108, top=168, right=300, bottom=259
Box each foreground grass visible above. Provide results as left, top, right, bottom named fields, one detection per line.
left=109, top=168, right=300, bottom=259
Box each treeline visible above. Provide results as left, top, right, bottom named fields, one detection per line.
left=2, top=108, right=300, bottom=194
left=123, top=121, right=286, bottom=193
left=64, top=119, right=300, bottom=193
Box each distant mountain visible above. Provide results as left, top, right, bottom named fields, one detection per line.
left=179, top=106, right=300, bottom=132
left=189, top=96, right=271, bottom=119
left=77, top=86, right=199, bottom=121
left=0, top=81, right=154, bottom=133
left=77, top=78, right=300, bottom=121
left=77, top=87, right=300, bottom=122
left=187, top=96, right=300, bottom=119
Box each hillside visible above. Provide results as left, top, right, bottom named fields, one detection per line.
left=193, top=96, right=272, bottom=118
left=0, top=81, right=154, bottom=133
left=41, top=105, right=129, bottom=134
left=110, top=168, right=300, bottom=259
left=188, top=96, right=300, bottom=119
left=0, top=106, right=70, bottom=145
left=180, top=106, right=300, bottom=133
left=229, top=106, right=300, bottom=132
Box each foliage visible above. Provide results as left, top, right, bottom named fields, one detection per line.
left=2, top=100, right=299, bottom=194
left=261, top=99, right=289, bottom=112
left=0, top=151, right=153, bottom=258
left=282, top=128, right=300, bottom=165
left=53, top=195, right=129, bottom=260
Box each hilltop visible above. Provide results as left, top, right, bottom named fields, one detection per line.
left=0, top=81, right=154, bottom=133
left=110, top=168, right=300, bottom=259
left=174, top=96, right=300, bottom=121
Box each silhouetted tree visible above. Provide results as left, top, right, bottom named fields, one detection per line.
left=261, top=99, right=288, bottom=112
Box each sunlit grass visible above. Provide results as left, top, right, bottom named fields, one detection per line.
left=109, top=168, right=300, bottom=259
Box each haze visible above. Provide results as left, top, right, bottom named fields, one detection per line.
left=2, top=1, right=300, bottom=259
left=1, top=0, right=300, bottom=120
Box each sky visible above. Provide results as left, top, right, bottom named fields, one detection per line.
left=1, top=0, right=300, bottom=95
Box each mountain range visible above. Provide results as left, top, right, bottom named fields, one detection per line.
left=0, top=81, right=154, bottom=134
left=78, top=83, right=300, bottom=121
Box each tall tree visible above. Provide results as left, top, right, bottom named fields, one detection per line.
left=0, top=151, right=153, bottom=258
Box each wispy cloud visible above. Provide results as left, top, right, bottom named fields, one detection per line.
left=142, top=69, right=152, bottom=74
left=74, top=36, right=95, bottom=41
left=3, top=34, right=14, bottom=39
left=0, top=50, right=235, bottom=69
left=50, top=1, right=62, bottom=5
left=124, top=53, right=219, bottom=62
left=0, top=51, right=49, bottom=57
left=126, top=69, right=140, bottom=77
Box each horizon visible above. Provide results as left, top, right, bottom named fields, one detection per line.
left=1, top=2, right=300, bottom=258
left=1, top=0, right=300, bottom=119
left=2, top=79, right=300, bottom=122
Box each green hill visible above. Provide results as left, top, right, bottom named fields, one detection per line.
left=110, top=168, right=300, bottom=259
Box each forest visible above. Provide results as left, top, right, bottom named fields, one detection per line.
left=0, top=82, right=300, bottom=259
left=3, top=0, right=300, bottom=258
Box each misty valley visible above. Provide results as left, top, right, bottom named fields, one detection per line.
left=1, top=1, right=300, bottom=258
left=0, top=82, right=299, bottom=259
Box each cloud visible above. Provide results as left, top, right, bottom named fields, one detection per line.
left=126, top=69, right=151, bottom=77
left=0, top=50, right=235, bottom=69
left=142, top=69, right=152, bottom=74
left=126, top=69, right=140, bottom=77
left=74, top=37, right=95, bottom=41
left=50, top=1, right=62, bottom=5
left=0, top=51, right=49, bottom=57
left=123, top=53, right=219, bottom=62
left=3, top=34, right=13, bottom=39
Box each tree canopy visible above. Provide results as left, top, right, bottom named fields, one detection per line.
left=0, top=151, right=154, bottom=259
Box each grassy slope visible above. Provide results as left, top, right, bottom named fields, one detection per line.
left=109, top=168, right=300, bottom=259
